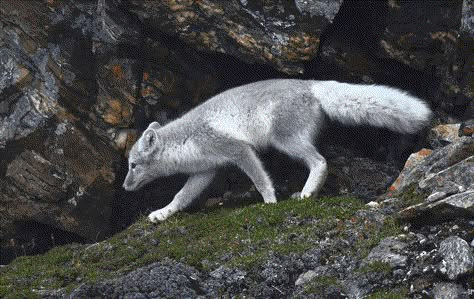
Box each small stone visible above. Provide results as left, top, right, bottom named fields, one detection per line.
left=363, top=237, right=408, bottom=268
left=295, top=270, right=317, bottom=286
left=366, top=201, right=380, bottom=208
left=432, top=282, right=469, bottom=299
left=393, top=268, right=404, bottom=278
left=426, top=191, right=447, bottom=202
left=55, top=122, right=68, bottom=135
left=459, top=119, right=474, bottom=137
left=67, top=198, right=77, bottom=206
left=429, top=124, right=461, bottom=148
left=437, top=236, right=474, bottom=280
left=210, top=266, right=246, bottom=283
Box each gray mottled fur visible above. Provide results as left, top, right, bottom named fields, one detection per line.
left=123, top=79, right=432, bottom=222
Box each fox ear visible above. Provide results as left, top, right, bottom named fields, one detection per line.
left=140, top=129, right=158, bottom=152
left=148, top=121, right=161, bottom=130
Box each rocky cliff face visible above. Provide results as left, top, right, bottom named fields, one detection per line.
left=0, top=0, right=472, bottom=295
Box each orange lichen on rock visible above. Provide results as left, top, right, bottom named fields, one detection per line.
left=111, top=64, right=124, bottom=79
left=430, top=31, right=457, bottom=43
left=102, top=98, right=131, bottom=125
left=287, top=33, right=319, bottom=61
left=388, top=148, right=433, bottom=193
left=141, top=86, right=154, bottom=97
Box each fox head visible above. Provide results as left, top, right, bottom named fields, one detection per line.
left=123, top=122, right=162, bottom=191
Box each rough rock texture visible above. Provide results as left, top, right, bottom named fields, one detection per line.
left=314, top=0, right=472, bottom=119
left=380, top=0, right=473, bottom=117
left=418, top=156, right=473, bottom=194
left=295, top=270, right=318, bottom=286
left=389, top=137, right=474, bottom=196
left=70, top=258, right=203, bottom=298
left=127, top=0, right=342, bottom=74
left=0, top=121, right=120, bottom=242
left=460, top=119, right=474, bottom=137
left=363, top=237, right=408, bottom=268
left=433, top=282, right=470, bottom=299
left=399, top=189, right=474, bottom=225
left=429, top=123, right=462, bottom=149
left=393, top=125, right=473, bottom=226
left=437, top=236, right=474, bottom=280
left=0, top=0, right=221, bottom=262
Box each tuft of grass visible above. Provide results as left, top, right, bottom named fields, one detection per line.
left=357, top=261, right=392, bottom=274
left=398, top=183, right=425, bottom=207
left=355, top=216, right=404, bottom=259
left=302, top=275, right=341, bottom=296
left=365, top=287, right=409, bottom=299
left=0, top=196, right=364, bottom=298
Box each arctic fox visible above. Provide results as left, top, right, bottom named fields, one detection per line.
left=123, top=79, right=431, bottom=222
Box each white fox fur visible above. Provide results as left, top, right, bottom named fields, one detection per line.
left=123, top=79, right=431, bottom=222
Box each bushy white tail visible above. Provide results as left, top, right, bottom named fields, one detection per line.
left=311, top=81, right=432, bottom=134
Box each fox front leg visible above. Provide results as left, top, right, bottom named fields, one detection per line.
left=148, top=170, right=216, bottom=222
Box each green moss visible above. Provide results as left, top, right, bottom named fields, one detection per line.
left=302, top=275, right=341, bottom=296
left=366, top=287, right=409, bottom=299
left=0, top=196, right=365, bottom=298
left=398, top=183, right=425, bottom=207
left=357, top=261, right=392, bottom=274
left=355, top=216, right=404, bottom=259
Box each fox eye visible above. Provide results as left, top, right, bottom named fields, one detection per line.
left=131, top=163, right=137, bottom=169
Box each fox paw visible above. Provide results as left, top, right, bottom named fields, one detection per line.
left=290, top=192, right=302, bottom=199
left=290, top=192, right=314, bottom=199
left=148, top=208, right=175, bottom=223
left=264, top=197, right=277, bottom=204
left=262, top=190, right=277, bottom=204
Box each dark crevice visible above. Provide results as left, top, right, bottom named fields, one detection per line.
left=0, top=221, right=85, bottom=265
left=305, top=0, right=438, bottom=103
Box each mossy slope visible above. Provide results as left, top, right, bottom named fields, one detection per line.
left=0, top=196, right=402, bottom=298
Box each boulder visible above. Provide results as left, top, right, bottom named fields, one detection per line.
left=314, top=0, right=472, bottom=118
left=437, top=236, right=474, bottom=280
left=418, top=156, right=473, bottom=195
left=295, top=270, right=317, bottom=287
left=388, top=137, right=474, bottom=196
left=362, top=237, right=408, bottom=269
left=70, top=259, right=202, bottom=298
left=433, top=282, right=469, bottom=299
left=399, top=189, right=474, bottom=224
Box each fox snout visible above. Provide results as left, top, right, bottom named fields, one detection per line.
left=122, top=173, right=136, bottom=191
left=122, top=182, right=132, bottom=191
